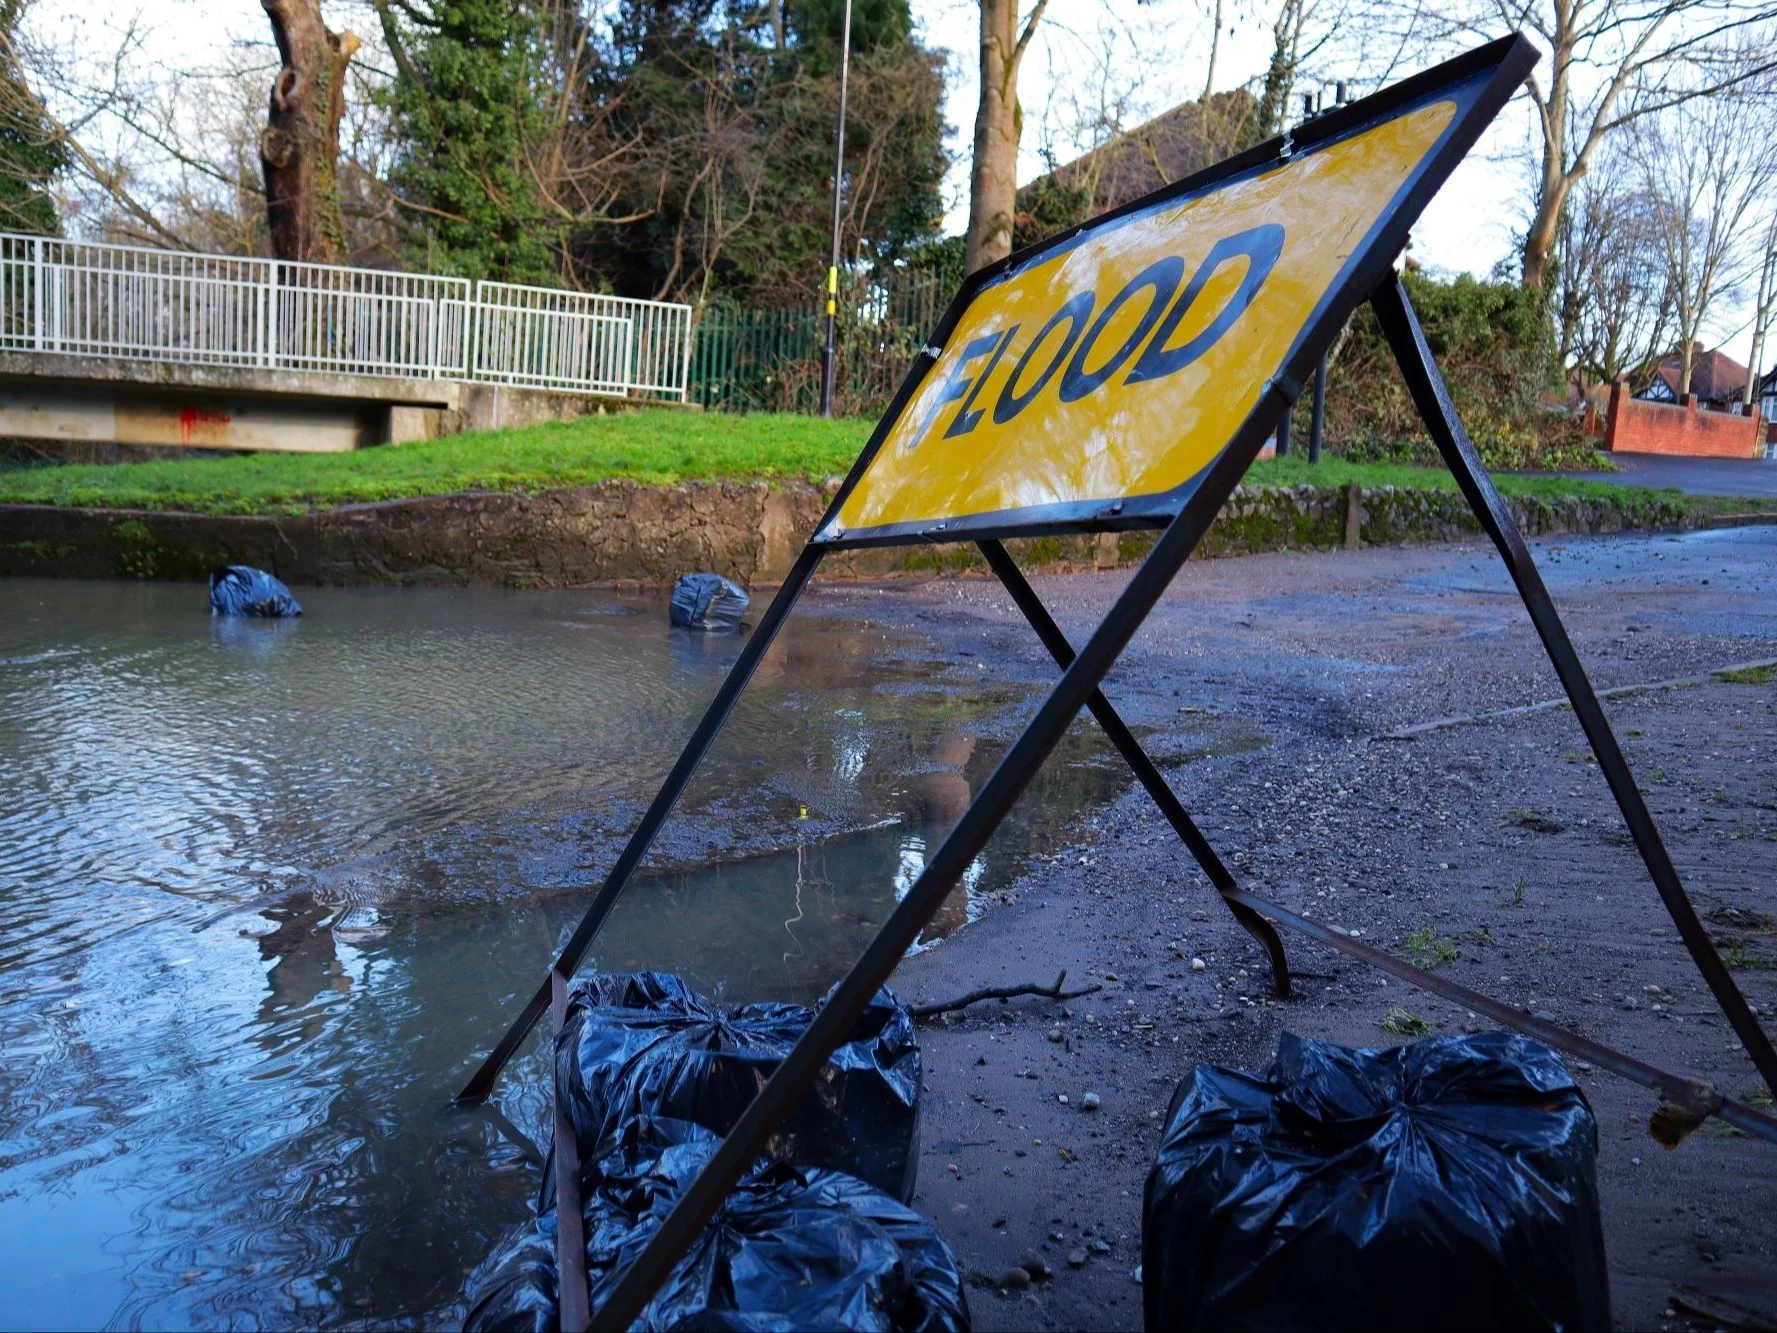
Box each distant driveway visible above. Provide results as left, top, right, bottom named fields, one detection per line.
left=1556, top=451, right=1777, bottom=499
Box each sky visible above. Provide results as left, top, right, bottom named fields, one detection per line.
left=25, top=0, right=1765, bottom=365
left=916, top=0, right=1530, bottom=283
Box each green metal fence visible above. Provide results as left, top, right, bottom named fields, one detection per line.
left=688, top=266, right=949, bottom=416
left=689, top=306, right=821, bottom=413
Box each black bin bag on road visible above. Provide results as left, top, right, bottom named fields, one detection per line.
left=669, top=573, right=749, bottom=632
left=464, top=1121, right=970, bottom=1333
left=556, top=971, right=922, bottom=1203
left=1143, top=1030, right=1610, bottom=1333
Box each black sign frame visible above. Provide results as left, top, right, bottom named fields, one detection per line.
left=449, top=34, right=1777, bottom=1331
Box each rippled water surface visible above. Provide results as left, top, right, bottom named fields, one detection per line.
left=0, top=579, right=1123, bottom=1330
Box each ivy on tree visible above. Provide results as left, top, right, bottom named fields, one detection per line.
left=375, top=0, right=560, bottom=284
left=0, top=0, right=66, bottom=236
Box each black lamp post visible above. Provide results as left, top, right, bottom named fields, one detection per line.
left=818, top=0, right=854, bottom=418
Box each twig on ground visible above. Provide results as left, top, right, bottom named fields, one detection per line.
left=1378, top=656, right=1777, bottom=740
left=1670, top=1289, right=1774, bottom=1333
left=911, top=969, right=1102, bottom=1019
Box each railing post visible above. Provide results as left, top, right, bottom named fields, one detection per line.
left=267, top=261, right=281, bottom=369
left=678, top=305, right=694, bottom=402
left=429, top=293, right=443, bottom=379
left=621, top=314, right=635, bottom=397
left=259, top=259, right=272, bottom=367
left=30, top=236, right=42, bottom=352
left=469, top=281, right=483, bottom=382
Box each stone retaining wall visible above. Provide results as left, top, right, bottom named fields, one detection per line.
left=0, top=481, right=1696, bottom=587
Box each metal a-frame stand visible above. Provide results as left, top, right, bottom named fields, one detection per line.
left=455, top=276, right=1777, bottom=1332
left=454, top=47, right=1777, bottom=1325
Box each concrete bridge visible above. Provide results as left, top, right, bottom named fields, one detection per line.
left=0, top=233, right=693, bottom=452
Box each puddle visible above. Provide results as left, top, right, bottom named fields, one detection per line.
left=0, top=578, right=1161, bottom=1328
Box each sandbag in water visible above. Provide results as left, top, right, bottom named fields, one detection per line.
left=1143, top=1030, right=1609, bottom=1333
left=465, top=1120, right=969, bottom=1333
left=555, top=971, right=922, bottom=1203
left=209, top=565, right=301, bottom=618
left=668, top=572, right=748, bottom=632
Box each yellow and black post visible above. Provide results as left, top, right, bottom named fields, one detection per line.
left=818, top=0, right=854, bottom=419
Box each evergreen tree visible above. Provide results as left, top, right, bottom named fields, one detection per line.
left=0, top=0, right=65, bottom=235
left=576, top=0, right=944, bottom=303
left=374, top=0, right=559, bottom=282
left=788, top=0, right=912, bottom=61
left=375, top=0, right=945, bottom=300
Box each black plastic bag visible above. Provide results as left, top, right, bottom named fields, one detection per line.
left=462, top=1216, right=558, bottom=1333
left=585, top=1121, right=968, bottom=1332
left=556, top=971, right=921, bottom=1203
left=1143, top=1030, right=1609, bottom=1333
left=668, top=573, right=748, bottom=632
left=467, top=1120, right=969, bottom=1333
left=209, top=565, right=301, bottom=618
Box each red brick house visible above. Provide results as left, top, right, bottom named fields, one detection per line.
left=1607, top=376, right=1766, bottom=459
left=1636, top=345, right=1749, bottom=407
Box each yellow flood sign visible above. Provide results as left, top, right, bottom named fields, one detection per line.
left=817, top=37, right=1533, bottom=547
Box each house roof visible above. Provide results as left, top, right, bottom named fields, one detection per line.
left=1653, top=345, right=1749, bottom=402
left=1016, top=89, right=1257, bottom=217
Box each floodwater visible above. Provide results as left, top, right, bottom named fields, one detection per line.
left=0, top=579, right=1125, bottom=1330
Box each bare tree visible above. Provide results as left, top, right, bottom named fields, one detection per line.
left=1030, top=9, right=1151, bottom=205
left=1745, top=211, right=1777, bottom=408
left=1366, top=0, right=1777, bottom=291
left=1554, top=155, right=1673, bottom=385
left=1255, top=0, right=1334, bottom=137
left=1630, top=70, right=1777, bottom=396
left=1, top=2, right=407, bottom=261
left=1202, top=0, right=1224, bottom=101
left=964, top=0, right=1048, bottom=274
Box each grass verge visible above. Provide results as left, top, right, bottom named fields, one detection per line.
left=1716, top=665, right=1776, bottom=685
left=0, top=408, right=1768, bottom=518
left=0, top=411, right=872, bottom=516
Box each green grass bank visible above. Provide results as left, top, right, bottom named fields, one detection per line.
left=0, top=412, right=872, bottom=516
left=2, top=408, right=1759, bottom=520
left=5, top=409, right=1771, bottom=588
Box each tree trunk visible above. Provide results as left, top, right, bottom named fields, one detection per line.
left=1521, top=181, right=1566, bottom=293
left=1747, top=223, right=1776, bottom=409
left=261, top=0, right=358, bottom=264
left=964, top=0, right=1044, bottom=274
left=1255, top=0, right=1304, bottom=140
left=1201, top=0, right=1222, bottom=103
left=1520, top=69, right=1571, bottom=294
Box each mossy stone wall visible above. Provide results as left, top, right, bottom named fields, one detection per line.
left=0, top=481, right=1695, bottom=587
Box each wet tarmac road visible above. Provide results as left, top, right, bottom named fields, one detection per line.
left=1554, top=451, right=1777, bottom=498
left=836, top=525, right=1777, bottom=1333
left=6, top=524, right=1769, bottom=1329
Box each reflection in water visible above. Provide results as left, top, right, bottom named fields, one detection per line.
left=912, top=731, right=979, bottom=939
left=0, top=578, right=1156, bottom=1330
left=255, top=894, right=350, bottom=1048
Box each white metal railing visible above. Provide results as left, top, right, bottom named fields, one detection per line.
left=0, top=232, right=691, bottom=399
left=470, top=280, right=693, bottom=398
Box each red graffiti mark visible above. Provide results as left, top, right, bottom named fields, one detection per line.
left=178, top=405, right=232, bottom=445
